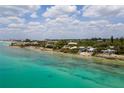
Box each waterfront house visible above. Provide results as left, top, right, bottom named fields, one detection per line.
left=101, top=49, right=116, bottom=54
left=70, top=46, right=78, bottom=50
left=87, top=47, right=96, bottom=52
left=62, top=45, right=70, bottom=49
left=109, top=46, right=115, bottom=49
left=45, top=41, right=57, bottom=48
left=67, top=42, right=78, bottom=49
left=79, top=46, right=86, bottom=52
left=45, top=44, right=54, bottom=48
left=32, top=41, right=39, bottom=45
left=68, top=42, right=77, bottom=47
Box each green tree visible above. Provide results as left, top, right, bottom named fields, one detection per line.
left=111, top=36, right=114, bottom=43
left=120, top=37, right=124, bottom=44
left=24, top=39, right=31, bottom=42
left=55, top=40, right=67, bottom=49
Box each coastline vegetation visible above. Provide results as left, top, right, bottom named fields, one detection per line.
left=10, top=36, right=124, bottom=61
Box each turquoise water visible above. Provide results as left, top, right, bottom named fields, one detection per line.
left=0, top=42, right=124, bottom=88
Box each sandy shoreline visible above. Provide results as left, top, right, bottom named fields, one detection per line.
left=10, top=46, right=124, bottom=67
left=96, top=54, right=124, bottom=60
left=11, top=46, right=94, bottom=59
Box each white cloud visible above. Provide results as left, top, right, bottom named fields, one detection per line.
left=27, top=22, right=44, bottom=31
left=0, top=6, right=40, bottom=17
left=28, top=22, right=41, bottom=26
left=40, top=15, right=124, bottom=39
left=1, top=14, right=124, bottom=40
left=0, top=5, right=40, bottom=26
left=42, top=5, right=77, bottom=18
left=30, top=12, right=38, bottom=18
left=0, top=16, right=25, bottom=25
left=83, top=5, right=124, bottom=18
left=7, top=16, right=25, bottom=23
left=8, top=23, right=25, bottom=29
left=0, top=5, right=124, bottom=40
left=1, top=18, right=124, bottom=40
left=6, top=21, right=44, bottom=33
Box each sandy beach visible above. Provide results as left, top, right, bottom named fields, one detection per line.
left=96, top=54, right=124, bottom=60
left=10, top=46, right=124, bottom=67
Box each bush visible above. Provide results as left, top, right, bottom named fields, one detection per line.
left=60, top=48, right=70, bottom=53
left=70, top=49, right=79, bottom=54
left=24, top=39, right=31, bottom=42
left=92, top=51, right=97, bottom=56
left=55, top=40, right=68, bottom=49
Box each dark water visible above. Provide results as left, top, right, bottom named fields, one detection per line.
left=0, top=42, right=124, bottom=88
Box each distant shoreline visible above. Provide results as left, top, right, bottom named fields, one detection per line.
left=10, top=46, right=124, bottom=67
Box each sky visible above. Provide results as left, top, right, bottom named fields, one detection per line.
left=0, top=5, right=124, bottom=40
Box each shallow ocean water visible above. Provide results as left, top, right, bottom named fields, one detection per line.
left=0, top=42, right=124, bottom=88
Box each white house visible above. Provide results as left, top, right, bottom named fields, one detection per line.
left=87, top=47, right=96, bottom=52
left=32, top=42, right=39, bottom=45
left=109, top=46, right=115, bottom=49
left=62, top=45, right=70, bottom=49
left=101, top=49, right=116, bottom=54
left=70, top=46, right=78, bottom=50
left=68, top=42, right=77, bottom=46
